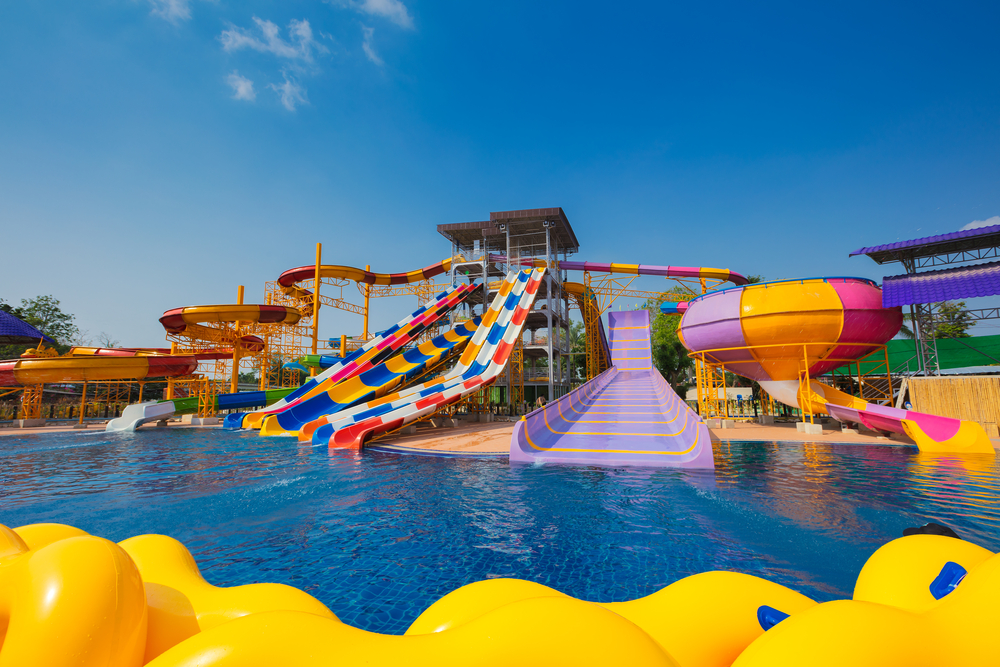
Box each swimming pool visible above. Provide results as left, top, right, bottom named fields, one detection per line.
left=2, top=429, right=998, bottom=634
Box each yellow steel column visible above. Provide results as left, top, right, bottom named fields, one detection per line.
left=802, top=344, right=814, bottom=424
left=166, top=342, right=177, bottom=400
left=721, top=365, right=730, bottom=419
left=311, top=243, right=322, bottom=376
left=231, top=285, right=244, bottom=394
left=78, top=381, right=88, bottom=426
left=340, top=334, right=347, bottom=358
left=362, top=264, right=371, bottom=340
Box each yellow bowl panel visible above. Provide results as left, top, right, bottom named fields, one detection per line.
left=740, top=281, right=844, bottom=382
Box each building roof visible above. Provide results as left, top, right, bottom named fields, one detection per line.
left=850, top=223, right=1000, bottom=265
left=882, top=260, right=1000, bottom=307
left=0, top=310, right=56, bottom=345
left=490, top=208, right=580, bottom=254
left=438, top=207, right=580, bottom=255
left=436, top=220, right=497, bottom=250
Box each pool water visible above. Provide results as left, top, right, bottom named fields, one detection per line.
left=2, top=429, right=998, bottom=634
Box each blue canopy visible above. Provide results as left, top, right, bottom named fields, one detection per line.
left=0, top=310, right=56, bottom=345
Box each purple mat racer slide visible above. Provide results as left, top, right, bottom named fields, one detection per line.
left=510, top=310, right=714, bottom=468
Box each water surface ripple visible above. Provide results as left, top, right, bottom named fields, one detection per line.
left=2, top=430, right=998, bottom=633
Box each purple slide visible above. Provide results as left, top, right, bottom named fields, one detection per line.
left=510, top=310, right=714, bottom=468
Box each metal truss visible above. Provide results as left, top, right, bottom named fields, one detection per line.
left=909, top=246, right=1000, bottom=269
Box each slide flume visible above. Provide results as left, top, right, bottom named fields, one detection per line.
left=276, top=257, right=461, bottom=301
left=259, top=319, right=480, bottom=436
left=489, top=254, right=749, bottom=285
left=228, top=283, right=477, bottom=429
left=302, top=268, right=545, bottom=448
left=510, top=310, right=714, bottom=468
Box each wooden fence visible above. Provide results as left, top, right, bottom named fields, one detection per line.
left=908, top=376, right=1000, bottom=438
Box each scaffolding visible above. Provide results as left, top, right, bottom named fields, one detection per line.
left=19, top=384, right=43, bottom=420
left=690, top=341, right=893, bottom=423
left=259, top=244, right=470, bottom=393
left=510, top=336, right=525, bottom=408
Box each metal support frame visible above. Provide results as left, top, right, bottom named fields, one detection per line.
left=197, top=377, right=218, bottom=418
left=510, top=336, right=524, bottom=411
left=693, top=341, right=894, bottom=421
left=19, top=384, right=43, bottom=420
left=897, top=256, right=941, bottom=377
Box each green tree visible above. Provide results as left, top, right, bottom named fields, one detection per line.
left=566, top=321, right=586, bottom=383
left=745, top=274, right=766, bottom=284
left=643, top=286, right=697, bottom=394
left=0, top=295, right=81, bottom=357
left=933, top=301, right=974, bottom=339
left=896, top=301, right=975, bottom=340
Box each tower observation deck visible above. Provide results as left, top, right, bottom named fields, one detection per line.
left=438, top=207, right=580, bottom=406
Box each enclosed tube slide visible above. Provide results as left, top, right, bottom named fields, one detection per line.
left=276, top=257, right=461, bottom=301
left=488, top=254, right=749, bottom=286
left=302, top=269, right=545, bottom=448
left=259, top=319, right=480, bottom=436
left=678, top=277, right=994, bottom=454
left=228, top=283, right=478, bottom=429
left=510, top=310, right=714, bottom=468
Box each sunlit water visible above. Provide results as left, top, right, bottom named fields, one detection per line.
left=2, top=429, right=998, bottom=634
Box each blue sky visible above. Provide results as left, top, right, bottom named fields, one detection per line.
left=2, top=1, right=999, bottom=344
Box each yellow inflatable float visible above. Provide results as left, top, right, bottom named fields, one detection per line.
left=0, top=522, right=997, bottom=666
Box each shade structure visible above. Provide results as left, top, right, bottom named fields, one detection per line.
left=849, top=222, right=1000, bottom=264
left=882, top=261, right=1000, bottom=307
left=0, top=310, right=56, bottom=346
left=678, top=277, right=902, bottom=382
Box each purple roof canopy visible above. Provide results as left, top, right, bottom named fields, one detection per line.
left=0, top=310, right=56, bottom=345
left=850, top=223, right=1000, bottom=264
left=882, top=261, right=1000, bottom=307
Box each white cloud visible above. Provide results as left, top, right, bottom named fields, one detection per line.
left=331, top=0, right=414, bottom=30
left=226, top=71, right=256, bottom=101
left=149, top=0, right=192, bottom=23
left=961, top=216, right=1000, bottom=231
left=270, top=76, right=307, bottom=111
left=361, top=26, right=384, bottom=66
left=220, top=18, right=327, bottom=63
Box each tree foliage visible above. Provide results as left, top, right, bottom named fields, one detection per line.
left=642, top=286, right=697, bottom=394
left=896, top=301, right=975, bottom=340
left=566, top=320, right=586, bottom=383
left=649, top=312, right=695, bottom=394
left=932, top=301, right=975, bottom=339
left=0, top=295, right=82, bottom=358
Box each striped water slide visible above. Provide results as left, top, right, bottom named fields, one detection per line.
left=258, top=318, right=480, bottom=436
left=510, top=309, right=714, bottom=468
left=488, top=254, right=749, bottom=285
left=302, top=268, right=545, bottom=448
left=226, top=282, right=478, bottom=429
